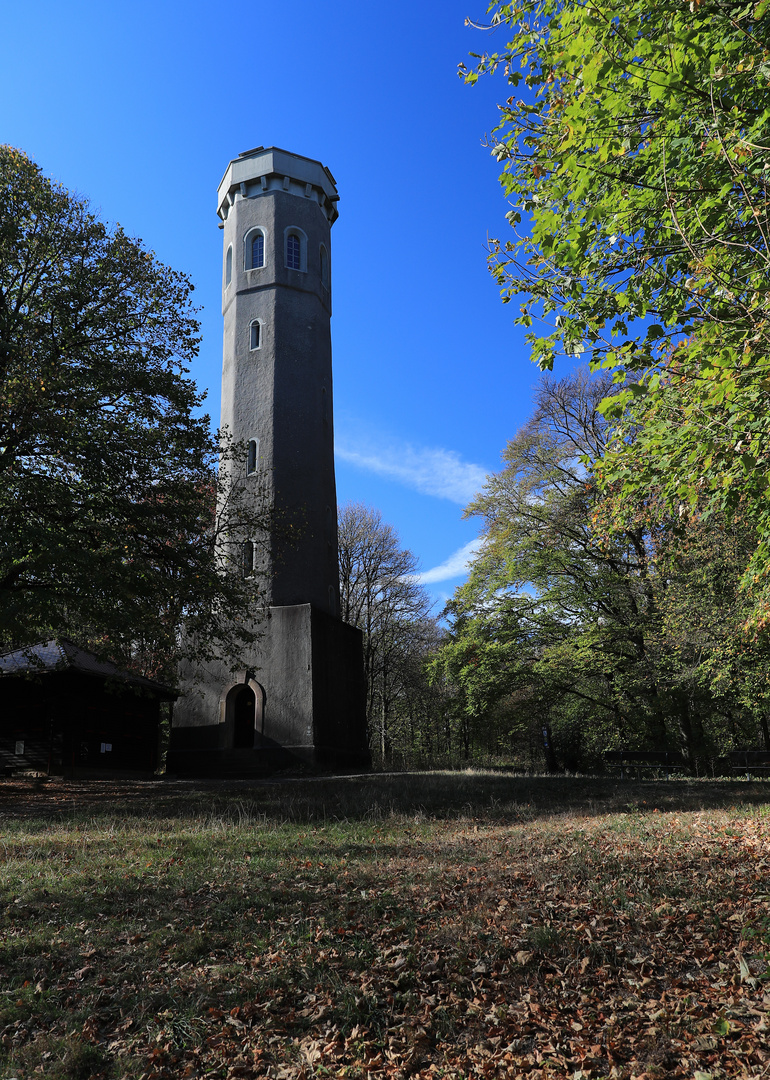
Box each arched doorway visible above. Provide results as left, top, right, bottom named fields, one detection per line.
left=224, top=680, right=266, bottom=750
left=232, top=685, right=256, bottom=748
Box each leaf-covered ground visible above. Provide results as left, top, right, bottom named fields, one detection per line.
left=0, top=776, right=769, bottom=1079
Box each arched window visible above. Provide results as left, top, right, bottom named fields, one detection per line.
left=242, top=539, right=254, bottom=577
left=286, top=233, right=301, bottom=270
left=251, top=232, right=264, bottom=268
left=247, top=438, right=259, bottom=475
left=284, top=227, right=307, bottom=272
left=320, top=245, right=329, bottom=287
left=245, top=228, right=265, bottom=270
left=225, top=245, right=233, bottom=287
left=250, top=320, right=261, bottom=350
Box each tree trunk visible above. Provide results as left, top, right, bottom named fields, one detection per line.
left=759, top=713, right=770, bottom=752
left=542, top=721, right=558, bottom=774
left=673, top=692, right=698, bottom=774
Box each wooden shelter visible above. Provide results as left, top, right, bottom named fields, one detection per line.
left=0, top=640, right=176, bottom=776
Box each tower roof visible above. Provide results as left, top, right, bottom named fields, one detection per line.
left=217, top=146, right=339, bottom=224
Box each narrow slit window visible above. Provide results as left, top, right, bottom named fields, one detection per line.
left=320, top=246, right=329, bottom=287
left=250, top=320, right=261, bottom=350
left=247, top=439, right=258, bottom=474
left=286, top=233, right=301, bottom=270
left=242, top=540, right=254, bottom=577
left=225, top=245, right=233, bottom=286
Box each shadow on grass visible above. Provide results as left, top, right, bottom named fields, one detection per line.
left=1, top=771, right=769, bottom=825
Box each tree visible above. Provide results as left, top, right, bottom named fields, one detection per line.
left=337, top=502, right=438, bottom=764
left=436, top=371, right=769, bottom=771
left=463, top=0, right=770, bottom=621
left=438, top=371, right=660, bottom=769
left=0, top=146, right=266, bottom=681
left=641, top=505, right=770, bottom=757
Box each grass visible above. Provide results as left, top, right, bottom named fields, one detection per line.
left=0, top=773, right=769, bottom=1078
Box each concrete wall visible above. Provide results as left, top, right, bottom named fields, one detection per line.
left=170, top=605, right=370, bottom=773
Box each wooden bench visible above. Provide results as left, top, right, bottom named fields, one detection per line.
left=730, top=750, right=770, bottom=780
left=604, top=749, right=687, bottom=779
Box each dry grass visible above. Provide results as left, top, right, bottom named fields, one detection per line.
left=0, top=773, right=769, bottom=1079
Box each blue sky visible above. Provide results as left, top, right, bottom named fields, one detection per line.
left=2, top=0, right=552, bottom=613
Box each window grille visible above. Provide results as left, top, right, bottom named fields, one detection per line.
left=251, top=233, right=264, bottom=268
left=286, top=233, right=301, bottom=270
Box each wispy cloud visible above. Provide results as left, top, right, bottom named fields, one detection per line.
left=335, top=435, right=487, bottom=505
left=415, top=538, right=484, bottom=585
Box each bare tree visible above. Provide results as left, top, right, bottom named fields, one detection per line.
left=338, top=503, right=436, bottom=763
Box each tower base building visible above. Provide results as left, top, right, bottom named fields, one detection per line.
left=168, top=148, right=369, bottom=776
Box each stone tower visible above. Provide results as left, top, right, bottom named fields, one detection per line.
left=169, top=147, right=369, bottom=774
left=219, top=146, right=340, bottom=613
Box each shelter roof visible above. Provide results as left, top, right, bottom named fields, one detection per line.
left=0, top=640, right=177, bottom=699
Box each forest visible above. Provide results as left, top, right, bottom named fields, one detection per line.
left=348, top=369, right=770, bottom=774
